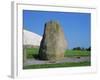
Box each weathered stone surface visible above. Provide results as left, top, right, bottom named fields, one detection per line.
left=38, top=21, right=67, bottom=61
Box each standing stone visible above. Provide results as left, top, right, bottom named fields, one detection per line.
left=38, top=21, right=67, bottom=61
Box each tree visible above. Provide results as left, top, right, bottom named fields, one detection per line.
left=72, top=46, right=91, bottom=51
left=86, top=47, right=91, bottom=51
left=73, top=47, right=81, bottom=50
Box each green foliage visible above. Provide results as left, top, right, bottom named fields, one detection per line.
left=23, top=61, right=90, bottom=69
left=73, top=47, right=81, bottom=50
left=72, top=47, right=91, bottom=51
left=86, top=47, right=91, bottom=51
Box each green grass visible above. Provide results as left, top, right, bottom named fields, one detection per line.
left=65, top=50, right=90, bottom=57
left=23, top=61, right=90, bottom=69
left=23, top=48, right=91, bottom=69
left=24, top=48, right=91, bottom=59
left=25, top=48, right=39, bottom=59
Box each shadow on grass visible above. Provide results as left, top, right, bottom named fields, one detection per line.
left=32, top=54, right=48, bottom=61
left=32, top=54, right=45, bottom=60
left=32, top=54, right=39, bottom=60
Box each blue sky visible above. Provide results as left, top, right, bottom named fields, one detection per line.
left=23, top=10, right=91, bottom=49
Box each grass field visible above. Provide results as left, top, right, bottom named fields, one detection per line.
left=23, top=61, right=90, bottom=69
left=65, top=50, right=90, bottom=57
left=23, top=48, right=90, bottom=69
left=25, top=48, right=39, bottom=59
left=25, top=48, right=90, bottom=59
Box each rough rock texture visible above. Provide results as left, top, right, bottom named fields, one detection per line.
left=38, top=21, right=67, bottom=61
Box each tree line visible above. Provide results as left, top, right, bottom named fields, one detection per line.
left=72, top=47, right=91, bottom=51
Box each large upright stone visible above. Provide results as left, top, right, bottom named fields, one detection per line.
left=38, top=21, right=67, bottom=61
